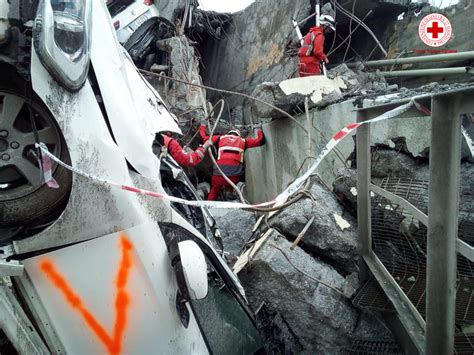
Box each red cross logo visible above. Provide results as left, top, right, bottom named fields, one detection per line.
left=427, top=21, right=444, bottom=39
left=418, top=13, right=452, bottom=47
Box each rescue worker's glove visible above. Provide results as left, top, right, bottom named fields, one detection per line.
left=202, top=140, right=213, bottom=150
left=200, top=118, right=208, bottom=125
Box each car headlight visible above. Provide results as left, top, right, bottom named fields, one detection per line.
left=33, top=0, right=92, bottom=91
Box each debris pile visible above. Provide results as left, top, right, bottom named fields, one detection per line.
left=145, top=35, right=207, bottom=138
left=213, top=178, right=396, bottom=353
left=249, top=63, right=398, bottom=121
left=267, top=178, right=357, bottom=271
left=334, top=147, right=474, bottom=222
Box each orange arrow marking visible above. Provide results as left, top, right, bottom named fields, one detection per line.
left=40, top=235, right=134, bottom=354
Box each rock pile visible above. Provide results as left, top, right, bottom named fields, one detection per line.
left=220, top=178, right=395, bottom=353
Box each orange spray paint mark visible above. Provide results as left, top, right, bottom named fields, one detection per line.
left=40, top=235, right=134, bottom=355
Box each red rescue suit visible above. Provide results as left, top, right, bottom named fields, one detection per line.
left=199, top=125, right=265, bottom=200
left=298, top=26, right=326, bottom=77
left=162, top=134, right=205, bottom=167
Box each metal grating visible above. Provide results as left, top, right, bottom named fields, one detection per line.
left=380, top=178, right=429, bottom=214
left=454, top=332, right=474, bottom=355
left=343, top=331, right=474, bottom=354
left=353, top=277, right=393, bottom=312
left=346, top=338, right=402, bottom=354
left=371, top=188, right=474, bottom=324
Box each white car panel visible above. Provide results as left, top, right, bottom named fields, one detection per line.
left=21, top=222, right=209, bottom=354
left=91, top=0, right=180, bottom=180
left=19, top=48, right=159, bottom=254
left=112, top=2, right=160, bottom=43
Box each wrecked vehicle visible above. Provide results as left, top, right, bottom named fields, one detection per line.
left=0, top=0, right=263, bottom=353
left=106, top=0, right=160, bottom=44
left=107, top=0, right=176, bottom=69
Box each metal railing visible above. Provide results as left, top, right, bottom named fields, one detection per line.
left=356, top=87, right=474, bottom=354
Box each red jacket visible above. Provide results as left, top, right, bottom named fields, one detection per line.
left=162, top=134, right=205, bottom=167
left=298, top=26, right=326, bottom=63
left=199, top=125, right=265, bottom=175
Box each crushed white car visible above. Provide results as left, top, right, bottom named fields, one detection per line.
left=106, top=0, right=160, bottom=44
left=0, top=1, right=263, bottom=353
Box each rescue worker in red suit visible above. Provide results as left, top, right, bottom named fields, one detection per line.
left=298, top=15, right=335, bottom=77
left=199, top=125, right=265, bottom=200
left=154, top=132, right=212, bottom=167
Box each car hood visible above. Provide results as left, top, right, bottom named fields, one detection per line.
left=91, top=0, right=181, bottom=180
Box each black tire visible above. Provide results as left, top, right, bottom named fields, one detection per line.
left=0, top=67, right=72, bottom=231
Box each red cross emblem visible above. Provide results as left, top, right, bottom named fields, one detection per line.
left=418, top=13, right=452, bottom=47
left=427, top=21, right=444, bottom=39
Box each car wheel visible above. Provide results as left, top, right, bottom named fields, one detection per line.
left=0, top=78, right=72, bottom=232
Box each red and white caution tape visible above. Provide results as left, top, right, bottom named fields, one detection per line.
left=278, top=99, right=423, bottom=199
left=462, top=127, right=474, bottom=158
left=36, top=98, right=428, bottom=210
left=409, top=101, right=473, bottom=158
left=35, top=143, right=275, bottom=209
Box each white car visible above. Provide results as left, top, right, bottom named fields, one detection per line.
left=0, top=1, right=263, bottom=353
left=106, top=0, right=160, bottom=44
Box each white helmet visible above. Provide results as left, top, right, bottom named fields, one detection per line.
left=320, top=14, right=336, bottom=31
left=227, top=129, right=241, bottom=137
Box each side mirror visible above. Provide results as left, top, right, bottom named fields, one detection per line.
left=168, top=238, right=209, bottom=328
left=177, top=240, right=208, bottom=300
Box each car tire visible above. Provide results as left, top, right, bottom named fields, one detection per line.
left=0, top=69, right=72, bottom=233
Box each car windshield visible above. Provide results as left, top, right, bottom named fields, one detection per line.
left=106, top=0, right=134, bottom=17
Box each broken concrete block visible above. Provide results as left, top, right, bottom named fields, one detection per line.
left=250, top=82, right=306, bottom=119
left=328, top=63, right=359, bottom=82
left=213, top=209, right=256, bottom=258
left=314, top=89, right=344, bottom=108
left=240, top=233, right=392, bottom=353
left=155, top=36, right=206, bottom=109
left=321, top=2, right=336, bottom=18
left=343, top=272, right=359, bottom=298
left=239, top=234, right=357, bottom=353
left=332, top=169, right=358, bottom=217
left=334, top=151, right=473, bottom=225
left=279, top=75, right=347, bottom=105
left=269, top=178, right=357, bottom=271
left=371, top=149, right=429, bottom=179
left=351, top=70, right=390, bottom=93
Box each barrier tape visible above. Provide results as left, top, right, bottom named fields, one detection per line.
left=35, top=142, right=275, bottom=210
left=462, top=127, right=474, bottom=158
left=36, top=98, right=427, bottom=210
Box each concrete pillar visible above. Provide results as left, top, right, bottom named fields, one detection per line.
left=356, top=110, right=371, bottom=282
left=425, top=95, right=462, bottom=355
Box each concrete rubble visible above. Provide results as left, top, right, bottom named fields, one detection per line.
left=147, top=35, right=208, bottom=134
left=213, top=209, right=256, bottom=260
left=239, top=231, right=393, bottom=354
left=212, top=177, right=394, bottom=353
left=249, top=64, right=396, bottom=120
left=334, top=148, right=474, bottom=219
left=0, top=0, right=472, bottom=352
left=268, top=177, right=357, bottom=271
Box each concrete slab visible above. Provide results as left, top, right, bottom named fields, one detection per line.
left=279, top=75, right=347, bottom=104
